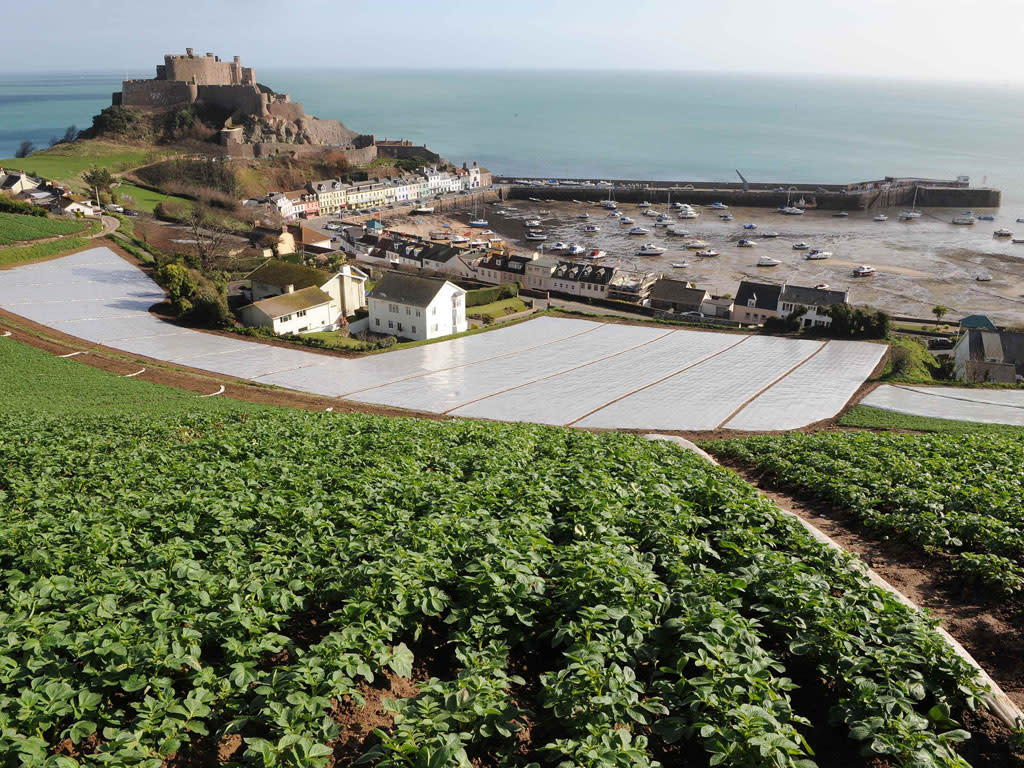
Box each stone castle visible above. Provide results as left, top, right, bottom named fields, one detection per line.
left=113, top=49, right=376, bottom=160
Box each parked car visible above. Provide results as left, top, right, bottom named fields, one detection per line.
left=122, top=209, right=139, bottom=217
left=927, top=337, right=954, bottom=350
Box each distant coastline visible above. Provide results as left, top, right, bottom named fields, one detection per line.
left=4, top=68, right=1024, bottom=206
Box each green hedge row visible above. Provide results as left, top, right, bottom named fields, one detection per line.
left=465, top=282, right=518, bottom=307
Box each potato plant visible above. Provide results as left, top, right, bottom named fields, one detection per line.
left=0, top=412, right=991, bottom=767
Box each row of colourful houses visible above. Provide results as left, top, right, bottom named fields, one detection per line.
left=265, top=164, right=492, bottom=220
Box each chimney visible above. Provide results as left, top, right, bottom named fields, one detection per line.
left=186, top=47, right=194, bottom=56
left=206, top=52, right=213, bottom=57
left=234, top=55, right=240, bottom=63
left=285, top=284, right=295, bottom=294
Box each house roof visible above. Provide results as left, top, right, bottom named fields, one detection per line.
left=368, top=272, right=460, bottom=307
left=552, top=262, right=616, bottom=284
left=650, top=278, right=709, bottom=305
left=960, top=314, right=997, bottom=331
left=288, top=225, right=330, bottom=245
left=961, top=329, right=1024, bottom=374
left=421, top=244, right=460, bottom=263
left=246, top=259, right=332, bottom=290
left=735, top=280, right=783, bottom=311
left=247, top=286, right=333, bottom=319
left=780, top=284, right=849, bottom=307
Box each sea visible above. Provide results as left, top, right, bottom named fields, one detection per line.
left=3, top=68, right=1024, bottom=207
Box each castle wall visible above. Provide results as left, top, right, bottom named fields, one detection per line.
left=266, top=101, right=307, bottom=122
left=120, top=79, right=197, bottom=109
left=376, top=143, right=441, bottom=163
left=163, top=52, right=253, bottom=85
left=195, top=84, right=265, bottom=116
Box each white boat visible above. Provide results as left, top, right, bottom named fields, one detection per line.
left=686, top=239, right=710, bottom=249
left=628, top=226, right=650, bottom=235
left=584, top=249, right=606, bottom=260
left=450, top=235, right=470, bottom=244
left=760, top=231, right=779, bottom=238
left=678, top=210, right=699, bottom=219
left=814, top=283, right=830, bottom=290
left=667, top=225, right=690, bottom=236
left=994, top=228, right=1013, bottom=237
left=873, top=214, right=888, bottom=222
left=792, top=242, right=810, bottom=250
left=671, top=261, right=689, bottom=268
left=638, top=201, right=651, bottom=208
left=601, top=190, right=617, bottom=209
left=524, top=218, right=542, bottom=227
left=643, top=209, right=659, bottom=217
left=577, top=212, right=590, bottom=219
left=708, top=201, right=729, bottom=210
left=583, top=224, right=600, bottom=232
left=538, top=209, right=551, bottom=215
left=411, top=205, right=435, bottom=214
left=1013, top=237, right=1024, bottom=244
left=778, top=206, right=805, bottom=215
left=720, top=214, right=735, bottom=221
left=833, top=211, right=849, bottom=217
left=654, top=218, right=670, bottom=228
left=899, top=210, right=922, bottom=220
left=952, top=215, right=976, bottom=225
left=637, top=243, right=666, bottom=255
left=469, top=239, right=488, bottom=247
left=551, top=241, right=570, bottom=251
left=696, top=249, right=719, bottom=258
left=607, top=211, right=622, bottom=218
left=804, top=249, right=832, bottom=260
left=525, top=231, right=548, bottom=241
left=757, top=256, right=781, bottom=267
left=430, top=230, right=450, bottom=240
left=620, top=216, right=635, bottom=225
left=976, top=272, right=993, bottom=282
left=470, top=218, right=489, bottom=227
left=743, top=223, right=758, bottom=230
left=737, top=238, right=756, bottom=247
left=1017, top=217, right=1024, bottom=223
left=853, top=264, right=876, bottom=277
left=568, top=244, right=586, bottom=255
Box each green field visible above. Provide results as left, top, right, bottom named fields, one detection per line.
left=707, top=432, right=1024, bottom=594
left=0, top=338, right=1004, bottom=767
left=467, top=296, right=529, bottom=320
left=0, top=234, right=97, bottom=269
left=0, top=337, right=260, bottom=418
left=0, top=211, right=91, bottom=245
left=840, top=404, right=1024, bottom=435
left=114, top=182, right=192, bottom=214
left=1, top=140, right=176, bottom=192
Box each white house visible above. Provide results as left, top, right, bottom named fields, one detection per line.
left=367, top=272, right=467, bottom=341
left=238, top=287, right=338, bottom=334
left=58, top=199, right=101, bottom=218
left=245, top=259, right=367, bottom=320
left=777, top=284, right=849, bottom=329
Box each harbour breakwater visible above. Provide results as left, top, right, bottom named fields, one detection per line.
left=499, top=177, right=1001, bottom=210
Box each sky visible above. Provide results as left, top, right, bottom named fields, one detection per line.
left=3, top=0, right=1024, bottom=83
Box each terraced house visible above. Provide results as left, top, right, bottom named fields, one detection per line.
left=306, top=178, right=347, bottom=214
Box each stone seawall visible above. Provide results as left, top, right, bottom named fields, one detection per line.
left=504, top=183, right=1001, bottom=210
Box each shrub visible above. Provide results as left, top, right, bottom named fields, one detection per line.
left=466, top=282, right=518, bottom=307
left=155, top=263, right=198, bottom=309
left=0, top=196, right=45, bottom=217
left=153, top=200, right=189, bottom=222
left=183, top=290, right=231, bottom=328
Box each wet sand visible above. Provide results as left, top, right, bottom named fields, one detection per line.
left=384, top=200, right=1024, bottom=324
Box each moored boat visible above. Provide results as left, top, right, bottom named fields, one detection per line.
left=696, top=248, right=719, bottom=257
left=737, top=238, right=756, bottom=247
left=583, top=224, right=600, bottom=232
left=853, top=264, right=876, bottom=277
left=952, top=215, right=976, bottom=225
left=792, top=242, right=810, bottom=250
left=804, top=249, right=832, bottom=260
left=757, top=256, right=781, bottom=267
left=637, top=243, right=666, bottom=255
left=628, top=226, right=650, bottom=235
left=994, top=228, right=1013, bottom=237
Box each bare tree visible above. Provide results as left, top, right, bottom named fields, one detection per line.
left=63, top=125, right=79, bottom=143
left=187, top=204, right=233, bottom=272
left=15, top=140, right=34, bottom=158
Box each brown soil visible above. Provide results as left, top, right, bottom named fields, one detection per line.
left=329, top=672, right=419, bottom=766
left=723, top=460, right=1024, bottom=710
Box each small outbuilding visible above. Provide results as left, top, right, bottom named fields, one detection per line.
left=649, top=278, right=710, bottom=313
left=953, top=328, right=1024, bottom=383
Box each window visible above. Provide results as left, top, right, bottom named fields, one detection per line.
left=375, top=318, right=381, bottom=326
left=432, top=306, right=437, bottom=315
left=406, top=307, right=411, bottom=315
left=432, top=324, right=439, bottom=332
left=412, top=325, right=417, bottom=333
left=416, top=309, right=421, bottom=317
left=280, top=314, right=292, bottom=322
left=296, top=309, right=307, bottom=318
left=389, top=303, right=399, bottom=313
left=397, top=322, right=403, bottom=332
left=388, top=320, right=394, bottom=329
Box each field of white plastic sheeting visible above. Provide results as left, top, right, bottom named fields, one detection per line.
left=0, top=247, right=885, bottom=431
left=862, top=384, right=1024, bottom=426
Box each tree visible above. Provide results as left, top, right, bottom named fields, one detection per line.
left=15, top=140, right=34, bottom=158
left=187, top=204, right=234, bottom=272
left=81, top=166, right=114, bottom=202
left=932, top=305, right=949, bottom=324
left=63, top=125, right=79, bottom=143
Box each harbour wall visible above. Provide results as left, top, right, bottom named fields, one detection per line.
left=500, top=179, right=1001, bottom=210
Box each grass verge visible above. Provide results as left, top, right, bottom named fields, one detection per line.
left=839, top=404, right=1024, bottom=435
